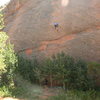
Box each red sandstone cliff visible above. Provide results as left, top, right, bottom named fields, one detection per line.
left=4, top=0, right=100, bottom=61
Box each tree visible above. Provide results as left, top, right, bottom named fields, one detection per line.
left=0, top=12, right=17, bottom=86
left=53, top=53, right=75, bottom=90
left=41, top=58, right=55, bottom=87
left=75, top=60, right=90, bottom=90
left=52, top=53, right=67, bottom=89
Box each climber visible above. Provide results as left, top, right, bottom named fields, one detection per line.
left=53, top=22, right=59, bottom=30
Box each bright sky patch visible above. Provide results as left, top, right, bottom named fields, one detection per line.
left=0, top=0, right=10, bottom=6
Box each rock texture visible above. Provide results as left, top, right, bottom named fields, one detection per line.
left=4, top=0, right=100, bottom=61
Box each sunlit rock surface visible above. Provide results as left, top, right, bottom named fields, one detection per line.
left=4, top=0, right=100, bottom=61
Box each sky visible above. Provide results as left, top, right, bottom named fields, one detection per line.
left=0, top=0, right=10, bottom=6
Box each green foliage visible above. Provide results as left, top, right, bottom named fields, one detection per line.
left=16, top=52, right=99, bottom=90
left=0, top=32, right=8, bottom=72
left=16, top=56, right=38, bottom=83
left=38, top=53, right=94, bottom=90
left=88, top=62, right=100, bottom=78
left=51, top=53, right=75, bottom=89
left=0, top=86, right=12, bottom=97
left=74, top=60, right=92, bottom=90
left=88, top=62, right=100, bottom=89
left=0, top=12, right=4, bottom=30
left=1, top=75, right=43, bottom=99
left=0, top=12, right=17, bottom=86
left=47, top=90, right=100, bottom=100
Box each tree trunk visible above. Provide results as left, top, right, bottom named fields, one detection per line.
left=62, top=74, right=65, bottom=90
left=39, top=77, right=41, bottom=86
left=63, top=82, right=66, bottom=90
left=50, top=75, right=53, bottom=87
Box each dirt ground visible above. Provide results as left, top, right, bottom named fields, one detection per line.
left=0, top=87, right=61, bottom=100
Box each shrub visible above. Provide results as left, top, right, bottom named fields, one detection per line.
left=0, top=86, right=12, bottom=97
left=88, top=62, right=100, bottom=89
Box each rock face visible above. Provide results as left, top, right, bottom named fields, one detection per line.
left=4, top=0, right=100, bottom=61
